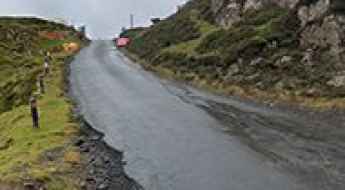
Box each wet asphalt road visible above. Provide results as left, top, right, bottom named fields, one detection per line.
left=70, top=41, right=304, bottom=190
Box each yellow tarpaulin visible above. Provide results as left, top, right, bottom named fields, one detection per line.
left=63, top=42, right=80, bottom=53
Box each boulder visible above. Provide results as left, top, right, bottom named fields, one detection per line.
left=227, top=64, right=240, bottom=76
left=250, top=57, right=264, bottom=66
left=211, top=0, right=300, bottom=28
left=298, top=0, right=331, bottom=27
left=281, top=56, right=293, bottom=63
left=301, top=49, right=314, bottom=66
left=223, top=64, right=241, bottom=82
left=212, top=0, right=243, bottom=27
left=327, top=75, right=345, bottom=87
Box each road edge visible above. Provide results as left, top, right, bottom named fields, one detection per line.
left=66, top=45, right=144, bottom=190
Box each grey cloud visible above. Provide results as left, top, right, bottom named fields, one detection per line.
left=0, top=0, right=186, bottom=38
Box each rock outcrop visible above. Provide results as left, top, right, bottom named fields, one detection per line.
left=211, top=0, right=300, bottom=27
left=212, top=0, right=345, bottom=68
left=209, top=0, right=345, bottom=94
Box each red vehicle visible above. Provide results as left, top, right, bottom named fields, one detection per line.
left=116, top=37, right=130, bottom=48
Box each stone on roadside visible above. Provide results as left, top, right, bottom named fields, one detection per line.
left=281, top=56, right=293, bottom=63
left=275, top=81, right=285, bottom=90
left=97, top=183, right=109, bottom=190
left=305, top=88, right=318, bottom=97
left=327, top=75, right=345, bottom=87
left=223, top=64, right=240, bottom=82
left=250, top=57, right=264, bottom=66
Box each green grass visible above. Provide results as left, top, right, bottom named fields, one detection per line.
left=0, top=18, right=83, bottom=113
left=0, top=17, right=84, bottom=189
left=0, top=57, right=80, bottom=189
left=162, top=17, right=218, bottom=56
left=163, top=39, right=201, bottom=55
left=121, top=0, right=215, bottom=61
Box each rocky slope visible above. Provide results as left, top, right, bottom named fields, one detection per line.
left=122, top=0, right=345, bottom=107
left=212, top=0, right=345, bottom=90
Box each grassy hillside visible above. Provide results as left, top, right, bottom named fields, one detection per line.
left=122, top=0, right=345, bottom=108
left=0, top=17, right=86, bottom=189
left=0, top=18, right=83, bottom=112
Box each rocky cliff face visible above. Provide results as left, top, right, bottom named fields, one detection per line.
left=211, top=0, right=339, bottom=26
left=211, top=0, right=299, bottom=26
left=211, top=0, right=345, bottom=88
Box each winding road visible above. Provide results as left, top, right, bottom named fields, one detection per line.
left=70, top=41, right=305, bottom=190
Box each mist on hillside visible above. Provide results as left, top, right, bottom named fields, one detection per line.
left=0, top=0, right=186, bottom=38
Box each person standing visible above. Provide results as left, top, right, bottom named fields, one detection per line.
left=46, top=51, right=52, bottom=62
left=30, top=97, right=39, bottom=128
left=38, top=74, right=45, bottom=94
left=44, top=59, right=50, bottom=75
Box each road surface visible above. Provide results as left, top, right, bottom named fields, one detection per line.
left=70, top=41, right=305, bottom=190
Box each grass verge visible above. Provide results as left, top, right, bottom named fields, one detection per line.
left=121, top=48, right=345, bottom=110
left=0, top=17, right=87, bottom=189
left=0, top=53, right=82, bottom=189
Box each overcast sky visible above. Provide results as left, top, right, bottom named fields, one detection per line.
left=0, top=0, right=186, bottom=38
